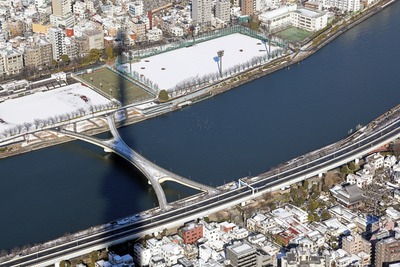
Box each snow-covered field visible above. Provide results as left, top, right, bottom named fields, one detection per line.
left=0, top=83, right=113, bottom=134
left=119, top=33, right=282, bottom=91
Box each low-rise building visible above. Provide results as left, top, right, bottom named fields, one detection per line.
left=285, top=204, right=308, bottom=224
left=134, top=243, right=152, bottom=266
left=281, top=247, right=328, bottom=267
left=146, top=28, right=162, bottom=42
left=258, top=5, right=327, bottom=32
left=179, top=222, right=203, bottom=244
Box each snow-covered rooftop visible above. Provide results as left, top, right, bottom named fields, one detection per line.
left=0, top=83, right=112, bottom=134
left=119, top=33, right=281, bottom=91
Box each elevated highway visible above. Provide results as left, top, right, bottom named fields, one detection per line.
left=1, top=106, right=400, bottom=267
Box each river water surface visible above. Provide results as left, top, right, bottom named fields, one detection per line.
left=0, top=1, right=399, bottom=250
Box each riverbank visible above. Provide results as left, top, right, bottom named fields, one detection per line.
left=0, top=0, right=397, bottom=160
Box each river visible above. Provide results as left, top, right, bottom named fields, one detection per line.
left=0, top=1, right=399, bottom=251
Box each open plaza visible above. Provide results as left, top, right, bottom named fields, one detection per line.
left=118, top=33, right=284, bottom=92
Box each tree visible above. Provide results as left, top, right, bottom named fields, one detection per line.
left=307, top=199, right=319, bottom=212
left=90, top=250, right=100, bottom=265
left=158, top=90, right=169, bottom=102
left=105, top=46, right=116, bottom=60
left=312, top=212, right=320, bottom=222
left=60, top=260, right=71, bottom=267
left=60, top=54, right=70, bottom=64
left=303, top=180, right=309, bottom=189
left=51, top=59, right=58, bottom=69
left=340, top=164, right=353, bottom=174
left=321, top=209, right=331, bottom=221
left=86, top=49, right=102, bottom=64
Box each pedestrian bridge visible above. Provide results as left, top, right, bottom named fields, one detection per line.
left=52, top=114, right=219, bottom=211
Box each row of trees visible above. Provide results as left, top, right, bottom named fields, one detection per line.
left=0, top=102, right=118, bottom=138
left=169, top=51, right=283, bottom=97
left=128, top=70, right=160, bottom=92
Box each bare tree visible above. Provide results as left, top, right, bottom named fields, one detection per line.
left=34, top=119, right=41, bottom=129
left=23, top=122, right=32, bottom=132
left=0, top=250, right=8, bottom=258
left=16, top=124, right=24, bottom=134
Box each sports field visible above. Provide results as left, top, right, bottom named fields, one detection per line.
left=79, top=68, right=154, bottom=105
left=120, top=33, right=283, bottom=91
left=276, top=27, right=312, bottom=43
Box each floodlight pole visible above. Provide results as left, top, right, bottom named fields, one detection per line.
left=217, top=50, right=224, bottom=77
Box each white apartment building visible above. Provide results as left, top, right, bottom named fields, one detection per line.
left=64, top=37, right=77, bottom=59
left=129, top=1, right=143, bottom=17
left=134, top=243, right=152, bottom=266
left=346, top=169, right=373, bottom=188
left=200, top=221, right=220, bottom=242
left=322, top=0, right=361, bottom=12
left=34, top=0, right=46, bottom=8
left=146, top=28, right=162, bottom=42
left=85, top=0, right=99, bottom=14
left=73, top=1, right=87, bottom=17
left=50, top=13, right=75, bottom=28
left=215, top=0, right=230, bottom=22
left=48, top=27, right=66, bottom=60
left=170, top=26, right=184, bottom=36
left=285, top=204, right=309, bottom=224
left=229, top=227, right=249, bottom=240
left=192, top=0, right=212, bottom=25
left=0, top=55, right=5, bottom=77
left=366, top=153, right=384, bottom=169
left=160, top=242, right=184, bottom=266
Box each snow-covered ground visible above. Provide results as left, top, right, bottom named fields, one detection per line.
left=119, top=33, right=282, bottom=91
left=0, top=83, right=113, bottom=134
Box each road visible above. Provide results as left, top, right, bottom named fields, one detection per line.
left=2, top=106, right=399, bottom=267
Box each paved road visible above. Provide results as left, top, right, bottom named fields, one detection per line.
left=2, top=108, right=399, bottom=267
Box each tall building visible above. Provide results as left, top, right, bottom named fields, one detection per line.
left=191, top=0, right=212, bottom=25
left=24, top=38, right=53, bottom=69
left=375, top=237, right=400, bottom=267
left=241, top=0, right=255, bottom=16
left=0, top=46, right=24, bottom=75
left=215, top=0, right=230, bottom=22
left=52, top=0, right=72, bottom=16
left=48, top=27, right=66, bottom=60
left=342, top=233, right=371, bottom=266
left=226, top=241, right=257, bottom=267
left=128, top=1, right=143, bottom=17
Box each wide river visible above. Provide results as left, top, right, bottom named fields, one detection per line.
left=0, top=1, right=399, bottom=251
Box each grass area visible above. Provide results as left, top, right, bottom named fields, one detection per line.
left=79, top=68, right=154, bottom=105
left=276, top=27, right=313, bottom=43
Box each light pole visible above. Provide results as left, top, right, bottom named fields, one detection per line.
left=217, top=50, right=224, bottom=77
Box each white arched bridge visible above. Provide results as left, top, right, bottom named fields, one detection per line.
left=51, top=114, right=219, bottom=211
